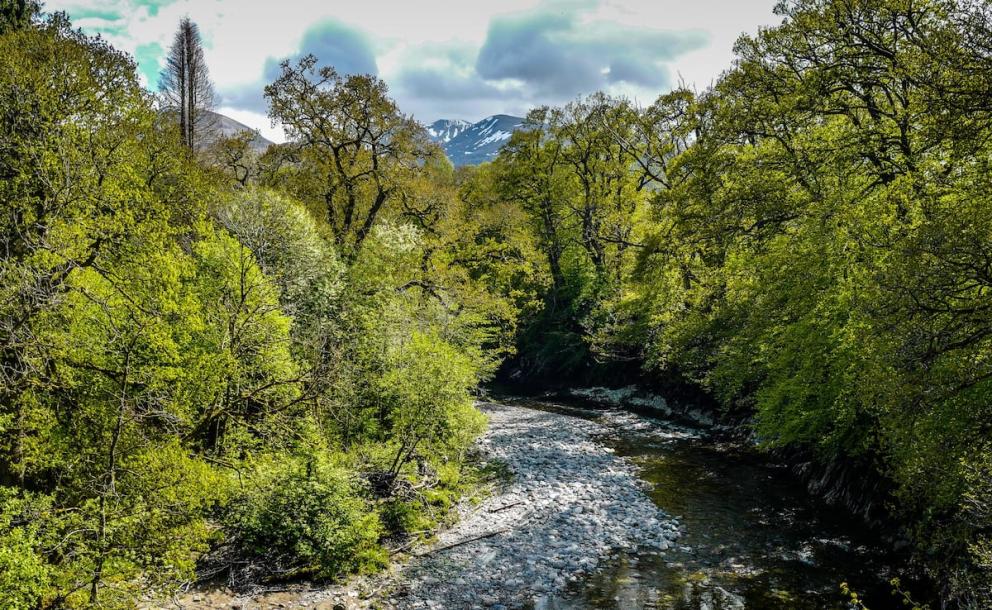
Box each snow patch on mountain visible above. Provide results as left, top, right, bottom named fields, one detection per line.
left=427, top=119, right=472, bottom=144
left=430, top=114, right=525, bottom=166
left=475, top=130, right=512, bottom=147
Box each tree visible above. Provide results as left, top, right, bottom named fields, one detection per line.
left=379, top=332, right=484, bottom=484
left=264, top=55, right=436, bottom=256
left=160, top=17, right=216, bottom=152
left=0, top=0, right=39, bottom=35
left=0, top=15, right=225, bottom=606
left=207, top=132, right=263, bottom=187
left=191, top=228, right=301, bottom=454
left=492, top=96, right=655, bottom=375
left=0, top=13, right=169, bottom=482
left=499, top=108, right=569, bottom=290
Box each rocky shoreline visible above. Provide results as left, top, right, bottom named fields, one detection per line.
left=167, top=400, right=679, bottom=609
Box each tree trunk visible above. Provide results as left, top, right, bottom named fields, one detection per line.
left=90, top=350, right=130, bottom=604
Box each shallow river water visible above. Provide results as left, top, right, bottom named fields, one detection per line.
left=508, top=397, right=914, bottom=610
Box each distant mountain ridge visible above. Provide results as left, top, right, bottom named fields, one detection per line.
left=204, top=113, right=522, bottom=163
left=427, top=115, right=525, bottom=166
left=206, top=111, right=274, bottom=153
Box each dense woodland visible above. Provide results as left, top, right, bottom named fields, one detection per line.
left=1, top=0, right=992, bottom=608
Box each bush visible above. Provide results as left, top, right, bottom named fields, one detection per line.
left=225, top=456, right=386, bottom=580
left=379, top=331, right=486, bottom=477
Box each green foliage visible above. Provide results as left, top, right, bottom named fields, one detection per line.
left=0, top=489, right=51, bottom=610
left=225, top=453, right=386, bottom=579
left=379, top=331, right=486, bottom=475
left=214, top=188, right=344, bottom=329
left=0, top=0, right=40, bottom=34
left=191, top=226, right=300, bottom=453
left=492, top=95, right=656, bottom=377
left=263, top=55, right=438, bottom=256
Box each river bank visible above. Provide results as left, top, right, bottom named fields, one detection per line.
left=165, top=401, right=680, bottom=609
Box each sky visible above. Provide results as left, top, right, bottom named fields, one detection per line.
left=46, top=0, right=783, bottom=142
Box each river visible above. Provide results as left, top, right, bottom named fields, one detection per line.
left=505, top=395, right=913, bottom=610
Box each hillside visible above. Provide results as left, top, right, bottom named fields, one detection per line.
left=206, top=111, right=274, bottom=153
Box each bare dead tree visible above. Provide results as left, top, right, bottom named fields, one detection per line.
left=160, top=17, right=216, bottom=151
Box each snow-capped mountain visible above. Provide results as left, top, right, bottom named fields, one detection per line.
left=427, top=119, right=472, bottom=144
left=429, top=115, right=525, bottom=166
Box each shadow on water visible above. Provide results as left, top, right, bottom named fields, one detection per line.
left=504, top=397, right=912, bottom=610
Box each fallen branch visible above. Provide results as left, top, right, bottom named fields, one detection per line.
left=414, top=529, right=507, bottom=557
left=490, top=501, right=524, bottom=513
left=387, top=530, right=434, bottom=557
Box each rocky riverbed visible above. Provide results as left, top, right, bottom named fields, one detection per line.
left=167, top=401, right=680, bottom=609
left=388, top=402, right=681, bottom=609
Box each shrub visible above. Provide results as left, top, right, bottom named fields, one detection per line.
left=379, top=331, right=486, bottom=478
left=225, top=456, right=386, bottom=579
